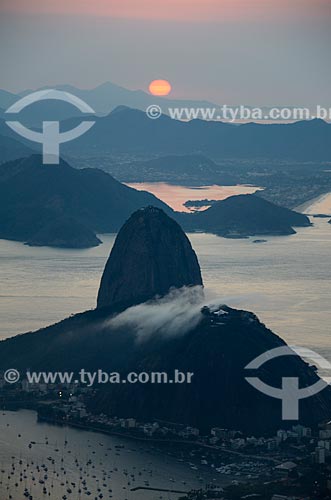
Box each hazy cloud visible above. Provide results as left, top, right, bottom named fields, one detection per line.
left=107, top=286, right=206, bottom=341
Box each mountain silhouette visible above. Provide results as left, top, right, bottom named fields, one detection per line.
left=0, top=155, right=173, bottom=247
left=0, top=134, right=34, bottom=162
left=0, top=207, right=330, bottom=434
left=97, top=207, right=203, bottom=309
left=0, top=83, right=217, bottom=126
left=182, top=194, right=311, bottom=237
left=1, top=86, right=330, bottom=162
left=109, top=154, right=237, bottom=184
left=61, top=106, right=331, bottom=161
left=0, top=155, right=311, bottom=248
left=26, top=216, right=102, bottom=249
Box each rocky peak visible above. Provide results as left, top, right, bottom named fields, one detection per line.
left=97, top=206, right=203, bottom=309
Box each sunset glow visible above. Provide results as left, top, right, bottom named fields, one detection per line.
left=149, top=80, right=172, bottom=96
left=1, top=0, right=329, bottom=21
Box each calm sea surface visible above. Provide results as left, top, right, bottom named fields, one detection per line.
left=0, top=410, right=226, bottom=499
left=1, top=191, right=331, bottom=363
left=0, top=189, right=331, bottom=498
left=126, top=182, right=261, bottom=212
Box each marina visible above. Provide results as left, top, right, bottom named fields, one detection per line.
left=0, top=410, right=228, bottom=500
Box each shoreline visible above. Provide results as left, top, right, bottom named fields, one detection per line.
left=295, top=191, right=331, bottom=213
left=0, top=407, right=280, bottom=465
left=36, top=413, right=279, bottom=464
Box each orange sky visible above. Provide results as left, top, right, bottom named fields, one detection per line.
left=1, top=0, right=329, bottom=21
left=1, top=0, right=329, bottom=100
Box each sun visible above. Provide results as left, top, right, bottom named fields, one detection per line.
left=149, top=79, right=172, bottom=96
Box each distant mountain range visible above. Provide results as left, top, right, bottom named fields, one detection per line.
left=0, top=82, right=323, bottom=125
left=0, top=207, right=329, bottom=434
left=58, top=106, right=331, bottom=161
left=0, top=89, right=330, bottom=163
left=0, top=82, right=216, bottom=125
left=0, top=134, right=34, bottom=163
left=0, top=83, right=330, bottom=163
left=0, top=155, right=310, bottom=248
left=180, top=194, right=311, bottom=238
left=102, top=154, right=238, bottom=184
left=0, top=89, right=17, bottom=109
left=0, top=155, right=173, bottom=248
